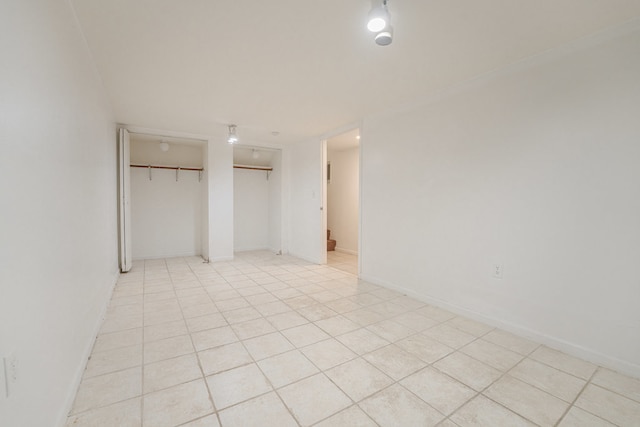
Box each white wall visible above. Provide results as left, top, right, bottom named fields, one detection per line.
left=130, top=141, right=203, bottom=259
left=268, top=151, right=283, bottom=253
left=201, top=143, right=210, bottom=261
left=287, top=140, right=323, bottom=263
left=360, top=27, right=640, bottom=376
left=0, top=1, right=118, bottom=425
left=328, top=147, right=359, bottom=254
left=207, top=141, right=234, bottom=261
left=234, top=169, right=269, bottom=251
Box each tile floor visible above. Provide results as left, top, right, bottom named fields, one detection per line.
left=327, top=250, right=357, bottom=275
left=66, top=251, right=640, bottom=427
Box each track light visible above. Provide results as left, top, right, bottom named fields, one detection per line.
left=227, top=125, right=238, bottom=144
left=367, top=0, right=393, bottom=46
left=375, top=25, right=393, bottom=46
left=367, top=0, right=390, bottom=32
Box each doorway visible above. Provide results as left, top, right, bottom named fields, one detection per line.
left=325, top=129, right=360, bottom=274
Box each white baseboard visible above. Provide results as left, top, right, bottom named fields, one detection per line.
left=234, top=246, right=269, bottom=252
left=335, top=247, right=358, bottom=255
left=210, top=255, right=234, bottom=262
left=359, top=273, right=640, bottom=379
left=133, top=251, right=201, bottom=261
left=288, top=251, right=321, bottom=265
left=56, top=269, right=120, bottom=427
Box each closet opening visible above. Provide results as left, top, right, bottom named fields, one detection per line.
left=233, top=145, right=282, bottom=254
left=127, top=132, right=207, bottom=260
left=325, top=129, right=360, bottom=275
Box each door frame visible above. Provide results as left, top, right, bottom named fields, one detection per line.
left=319, top=122, right=362, bottom=272
left=118, top=128, right=132, bottom=272
left=117, top=125, right=211, bottom=263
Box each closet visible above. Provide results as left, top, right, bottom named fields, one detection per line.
left=233, top=146, right=282, bottom=253
left=129, top=134, right=205, bottom=259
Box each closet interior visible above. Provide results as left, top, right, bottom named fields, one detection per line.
left=233, top=146, right=282, bottom=254
left=129, top=133, right=206, bottom=260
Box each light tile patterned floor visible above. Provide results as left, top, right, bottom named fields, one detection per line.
left=66, top=251, right=640, bottom=427
left=327, top=250, right=357, bottom=275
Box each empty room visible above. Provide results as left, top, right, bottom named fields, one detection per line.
left=2, top=1, right=640, bottom=426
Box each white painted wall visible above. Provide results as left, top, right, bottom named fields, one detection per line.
left=130, top=141, right=203, bottom=259
left=0, top=1, right=118, bottom=426
left=201, top=143, right=210, bottom=261
left=328, top=147, right=359, bottom=254
left=360, top=27, right=640, bottom=376
left=234, top=169, right=269, bottom=251
left=287, top=140, right=323, bottom=263
left=207, top=141, right=234, bottom=261
left=268, top=151, right=283, bottom=253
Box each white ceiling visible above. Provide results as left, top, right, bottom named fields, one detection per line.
left=71, top=0, right=640, bottom=146
left=328, top=129, right=360, bottom=152
left=233, top=146, right=277, bottom=167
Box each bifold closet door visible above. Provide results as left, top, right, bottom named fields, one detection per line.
left=118, top=128, right=132, bottom=272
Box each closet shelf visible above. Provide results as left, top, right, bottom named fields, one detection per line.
left=130, top=164, right=203, bottom=171
left=233, top=164, right=273, bottom=171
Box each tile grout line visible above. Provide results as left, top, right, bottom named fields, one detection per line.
left=552, top=367, right=623, bottom=427
left=183, top=256, right=223, bottom=427
left=214, top=258, right=304, bottom=427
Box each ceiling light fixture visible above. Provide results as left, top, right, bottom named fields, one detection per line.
left=159, top=141, right=170, bottom=152
left=375, top=25, right=393, bottom=46
left=367, top=0, right=393, bottom=46
left=367, top=0, right=390, bottom=32
left=227, top=125, right=238, bottom=144
left=252, top=149, right=260, bottom=159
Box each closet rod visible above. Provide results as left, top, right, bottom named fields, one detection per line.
left=130, top=164, right=203, bottom=171
left=233, top=165, right=273, bottom=171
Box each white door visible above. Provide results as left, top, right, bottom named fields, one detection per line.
left=118, top=128, right=132, bottom=272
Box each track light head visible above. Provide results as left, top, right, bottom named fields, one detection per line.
left=367, top=0, right=390, bottom=32
left=375, top=24, right=393, bottom=46
left=227, top=125, right=238, bottom=144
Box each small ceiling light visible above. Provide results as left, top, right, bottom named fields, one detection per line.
left=159, top=141, right=170, bottom=152
left=367, top=0, right=390, bottom=33
left=375, top=24, right=393, bottom=46
left=356, top=135, right=361, bottom=140
left=227, top=125, right=238, bottom=144
left=252, top=149, right=260, bottom=159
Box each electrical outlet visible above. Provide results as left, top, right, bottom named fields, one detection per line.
left=492, top=263, right=504, bottom=279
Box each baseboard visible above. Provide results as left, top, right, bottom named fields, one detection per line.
left=234, top=246, right=269, bottom=252
left=288, top=251, right=321, bottom=265
left=210, top=255, right=234, bottom=262
left=359, top=273, right=640, bottom=379
left=335, top=247, right=358, bottom=255
left=56, top=269, right=120, bottom=427
left=132, top=251, right=201, bottom=261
